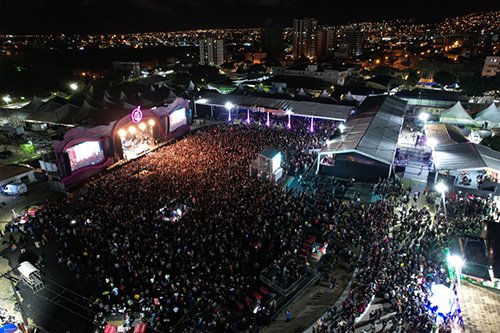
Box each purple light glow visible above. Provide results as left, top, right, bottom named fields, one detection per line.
left=131, top=106, right=143, bottom=124
left=247, top=110, right=251, bottom=124
left=287, top=114, right=291, bottom=129
left=310, top=117, right=314, bottom=132
left=266, top=112, right=270, bottom=127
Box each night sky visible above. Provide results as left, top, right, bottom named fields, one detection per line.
left=1, top=0, right=499, bottom=34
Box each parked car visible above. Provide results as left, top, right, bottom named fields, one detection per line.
left=0, top=183, right=28, bottom=196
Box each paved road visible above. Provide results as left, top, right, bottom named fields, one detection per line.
left=459, top=281, right=500, bottom=333
left=0, top=181, right=65, bottom=330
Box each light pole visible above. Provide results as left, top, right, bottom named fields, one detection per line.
left=435, top=182, right=448, bottom=220
left=447, top=254, right=464, bottom=289
left=286, top=110, right=292, bottom=129
left=419, top=112, right=429, bottom=126
left=225, top=101, right=234, bottom=122
left=194, top=98, right=208, bottom=118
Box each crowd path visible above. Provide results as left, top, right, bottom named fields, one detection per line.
left=261, top=265, right=352, bottom=333
left=459, top=281, right=500, bottom=333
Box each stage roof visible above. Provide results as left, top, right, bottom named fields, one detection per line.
left=319, top=95, right=406, bottom=165
left=433, top=142, right=500, bottom=171
left=260, top=148, right=281, bottom=159
left=424, top=123, right=469, bottom=146
left=195, top=92, right=354, bottom=121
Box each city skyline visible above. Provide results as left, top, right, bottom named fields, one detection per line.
left=1, top=0, right=499, bottom=34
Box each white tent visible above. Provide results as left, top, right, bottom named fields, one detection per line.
left=474, top=103, right=500, bottom=128
left=439, top=101, right=474, bottom=125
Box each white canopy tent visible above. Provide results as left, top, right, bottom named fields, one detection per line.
left=440, top=101, right=474, bottom=125
left=474, top=103, right=500, bottom=128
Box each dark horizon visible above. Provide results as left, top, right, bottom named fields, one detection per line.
left=0, top=0, right=499, bottom=34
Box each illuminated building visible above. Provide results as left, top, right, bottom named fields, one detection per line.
left=292, top=17, right=318, bottom=60
left=199, top=37, right=225, bottom=67
left=482, top=56, right=500, bottom=77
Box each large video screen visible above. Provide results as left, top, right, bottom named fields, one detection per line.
left=66, top=141, right=104, bottom=171
left=169, top=108, right=187, bottom=132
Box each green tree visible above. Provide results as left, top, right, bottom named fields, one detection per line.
left=433, top=71, right=457, bottom=86
left=344, top=72, right=365, bottom=88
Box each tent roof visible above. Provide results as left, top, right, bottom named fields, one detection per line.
left=21, top=96, right=44, bottom=111
left=474, top=103, right=500, bottom=122
left=320, top=95, right=406, bottom=165
left=196, top=92, right=353, bottom=121
left=260, top=147, right=281, bottom=159
left=424, top=123, right=469, bottom=146
left=439, top=101, right=473, bottom=123
left=433, top=142, right=500, bottom=171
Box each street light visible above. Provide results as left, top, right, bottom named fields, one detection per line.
left=435, top=182, right=448, bottom=219
left=69, top=83, right=78, bottom=91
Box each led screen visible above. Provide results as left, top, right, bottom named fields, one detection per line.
left=66, top=141, right=104, bottom=171
left=169, top=108, right=187, bottom=132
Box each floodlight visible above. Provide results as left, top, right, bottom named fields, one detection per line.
left=447, top=255, right=464, bottom=269
left=225, top=101, right=234, bottom=110
left=435, top=182, right=448, bottom=194
left=427, top=138, right=438, bottom=149
left=419, top=112, right=430, bottom=122
left=148, top=119, right=155, bottom=126
left=139, top=123, right=147, bottom=131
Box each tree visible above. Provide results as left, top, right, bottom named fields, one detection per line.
left=344, top=72, right=365, bottom=88
left=433, top=71, right=457, bottom=86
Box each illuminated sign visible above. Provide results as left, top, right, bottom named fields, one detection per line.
left=131, top=106, right=143, bottom=124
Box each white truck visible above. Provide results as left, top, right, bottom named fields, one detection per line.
left=1, top=183, right=28, bottom=196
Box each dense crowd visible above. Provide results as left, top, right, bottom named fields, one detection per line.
left=312, top=185, right=496, bottom=333
left=19, top=116, right=498, bottom=333
left=31, top=121, right=340, bottom=332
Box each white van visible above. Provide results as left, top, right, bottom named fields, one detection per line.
left=2, top=183, right=28, bottom=196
